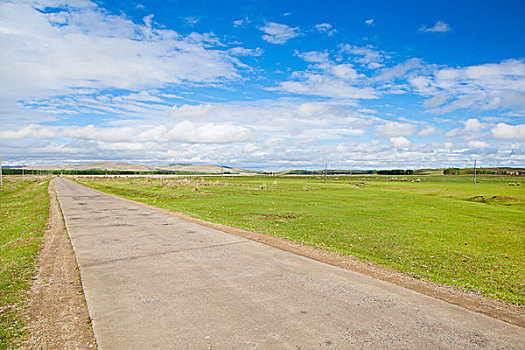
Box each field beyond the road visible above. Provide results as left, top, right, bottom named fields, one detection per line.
left=76, top=175, right=524, bottom=306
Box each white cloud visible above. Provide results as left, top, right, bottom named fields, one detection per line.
left=390, top=136, right=411, bottom=148
left=421, top=60, right=525, bottom=114
left=278, top=74, right=377, bottom=99
left=233, top=17, right=250, bottom=27
left=114, top=91, right=165, bottom=103
left=464, top=118, right=485, bottom=131
left=228, top=47, right=264, bottom=56
left=1, top=98, right=396, bottom=167
left=468, top=140, right=490, bottom=148
left=259, top=22, right=301, bottom=44
left=276, top=51, right=374, bottom=99
left=184, top=16, right=199, bottom=25
left=331, top=64, right=360, bottom=81
left=167, top=121, right=253, bottom=143
left=364, top=19, right=374, bottom=26
left=418, top=125, right=438, bottom=137
left=423, top=93, right=450, bottom=108
left=0, top=0, right=241, bottom=102
left=295, top=102, right=348, bottom=118
left=1, top=2, right=523, bottom=169
left=315, top=23, right=336, bottom=36
left=375, top=121, right=417, bottom=137
left=243, top=143, right=260, bottom=153
left=297, top=51, right=331, bottom=63
left=0, top=124, right=59, bottom=140
left=445, top=118, right=488, bottom=139
left=419, top=21, right=451, bottom=33
left=340, top=44, right=384, bottom=69
left=171, top=104, right=211, bottom=118
left=375, top=58, right=424, bottom=82
left=491, top=123, right=525, bottom=140
left=0, top=122, right=253, bottom=144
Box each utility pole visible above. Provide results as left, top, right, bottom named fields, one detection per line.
left=474, top=159, right=477, bottom=184
left=324, top=162, right=327, bottom=183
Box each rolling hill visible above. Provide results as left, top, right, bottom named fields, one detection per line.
left=21, top=161, right=253, bottom=174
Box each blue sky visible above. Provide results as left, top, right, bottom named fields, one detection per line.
left=1, top=0, right=524, bottom=169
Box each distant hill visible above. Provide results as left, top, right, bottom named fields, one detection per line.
left=22, top=161, right=253, bottom=174
left=156, top=163, right=250, bottom=174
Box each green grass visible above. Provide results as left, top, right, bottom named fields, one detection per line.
left=0, top=176, right=50, bottom=349
left=76, top=175, right=524, bottom=306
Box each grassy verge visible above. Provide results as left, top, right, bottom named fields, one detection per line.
left=76, top=175, right=524, bottom=306
left=0, top=176, right=50, bottom=348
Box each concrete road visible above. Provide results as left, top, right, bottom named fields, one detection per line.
left=55, top=178, right=524, bottom=349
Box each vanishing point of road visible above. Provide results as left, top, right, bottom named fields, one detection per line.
left=55, top=178, right=524, bottom=349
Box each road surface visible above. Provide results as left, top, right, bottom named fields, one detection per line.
left=55, top=178, right=524, bottom=349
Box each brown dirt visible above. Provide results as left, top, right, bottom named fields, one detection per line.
left=19, top=179, right=97, bottom=349
left=93, top=187, right=525, bottom=328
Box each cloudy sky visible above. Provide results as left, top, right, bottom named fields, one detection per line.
left=1, top=0, right=524, bottom=169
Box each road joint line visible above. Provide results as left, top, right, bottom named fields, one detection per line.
left=80, top=240, right=249, bottom=268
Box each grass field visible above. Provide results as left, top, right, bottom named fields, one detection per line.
left=76, top=175, right=524, bottom=306
left=0, top=176, right=50, bottom=348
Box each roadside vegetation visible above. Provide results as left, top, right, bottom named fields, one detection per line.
left=0, top=176, right=50, bottom=348
left=76, top=175, right=524, bottom=306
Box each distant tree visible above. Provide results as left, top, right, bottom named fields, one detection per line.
left=443, top=168, right=460, bottom=175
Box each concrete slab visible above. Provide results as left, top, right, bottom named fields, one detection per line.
left=55, top=178, right=524, bottom=349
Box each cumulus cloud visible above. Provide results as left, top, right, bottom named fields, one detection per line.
left=184, top=16, right=199, bottom=25
left=278, top=74, right=377, bottom=99
left=374, top=58, right=424, bottom=82
left=1, top=2, right=523, bottom=169
left=423, top=93, right=450, bottom=108
left=364, top=19, right=374, bottom=26
left=276, top=50, right=375, bottom=99
left=296, top=51, right=331, bottom=63
left=331, top=64, right=361, bottom=81
left=418, top=125, right=438, bottom=137
left=464, top=118, right=485, bottom=131
left=295, top=102, right=348, bottom=118
left=390, top=136, right=411, bottom=148
left=0, top=122, right=253, bottom=144
left=259, top=22, right=301, bottom=44
left=171, top=104, right=211, bottom=118
left=445, top=119, right=488, bottom=139
left=468, top=141, right=490, bottom=148
left=315, top=23, right=336, bottom=36
left=375, top=121, right=418, bottom=137
left=420, top=60, right=525, bottom=114
left=491, top=123, right=525, bottom=140
left=340, top=44, right=384, bottom=69
left=228, top=47, right=264, bottom=56
left=2, top=97, right=400, bottom=167
left=0, top=0, right=241, bottom=102
left=419, top=21, right=451, bottom=33
left=233, top=17, right=250, bottom=27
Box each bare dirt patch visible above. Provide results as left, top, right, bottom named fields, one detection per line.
left=259, top=213, right=299, bottom=219
left=19, top=179, right=96, bottom=349
left=95, top=187, right=524, bottom=328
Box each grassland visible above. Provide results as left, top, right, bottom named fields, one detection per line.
left=76, top=175, right=524, bottom=306
left=0, top=176, right=50, bottom=348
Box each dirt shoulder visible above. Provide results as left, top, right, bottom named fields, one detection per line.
left=19, top=179, right=96, bottom=349
left=93, top=186, right=524, bottom=328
